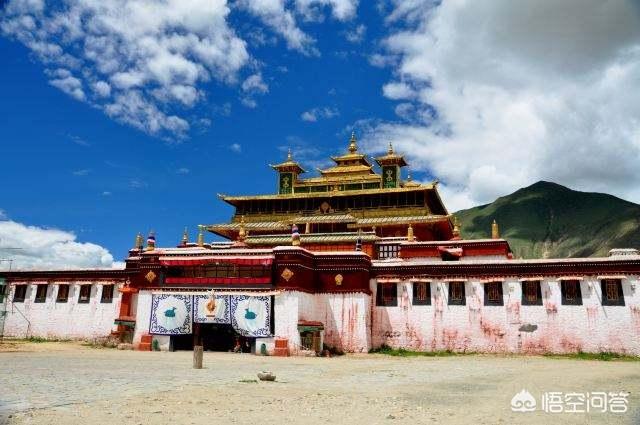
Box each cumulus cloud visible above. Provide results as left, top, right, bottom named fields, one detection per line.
left=229, top=143, right=242, bottom=153
left=366, top=0, right=640, bottom=210
left=0, top=220, right=119, bottom=270
left=301, top=106, right=339, bottom=122
left=237, top=0, right=358, bottom=55
left=1, top=0, right=250, bottom=140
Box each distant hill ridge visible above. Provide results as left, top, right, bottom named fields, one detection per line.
left=454, top=181, right=640, bottom=259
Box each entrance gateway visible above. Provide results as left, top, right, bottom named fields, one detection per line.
left=148, top=291, right=274, bottom=352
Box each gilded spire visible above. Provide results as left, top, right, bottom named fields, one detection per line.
left=134, top=232, right=143, bottom=250
left=491, top=219, right=500, bottom=239
left=197, top=225, right=204, bottom=246
left=407, top=169, right=412, bottom=181
left=452, top=216, right=461, bottom=239
left=348, top=131, right=358, bottom=153
left=287, top=148, right=292, bottom=161
left=238, top=216, right=247, bottom=242
left=181, top=227, right=189, bottom=245
left=407, top=223, right=415, bottom=242
left=387, top=142, right=394, bottom=155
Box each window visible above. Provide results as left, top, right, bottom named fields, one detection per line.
left=34, top=285, right=48, bottom=303
left=484, top=282, right=504, bottom=306
left=78, top=285, right=92, bottom=303
left=377, top=244, right=400, bottom=259
left=561, top=280, right=582, bottom=305
left=521, top=281, right=542, bottom=306
left=448, top=282, right=466, bottom=305
left=376, top=282, right=398, bottom=307
left=101, top=285, right=114, bottom=303
left=412, top=282, right=431, bottom=305
left=601, top=279, right=625, bottom=306
left=13, top=285, right=27, bottom=303
left=56, top=285, right=69, bottom=303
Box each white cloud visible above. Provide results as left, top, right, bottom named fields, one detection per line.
left=301, top=106, right=339, bottom=122
left=128, top=178, right=148, bottom=189
left=101, top=191, right=112, bottom=196
left=237, top=0, right=318, bottom=55
left=237, top=0, right=359, bottom=55
left=0, top=220, right=118, bottom=270
left=344, top=23, right=365, bottom=43
left=1, top=0, right=250, bottom=139
left=296, top=0, right=359, bottom=21
left=0, top=209, right=7, bottom=220
left=229, top=143, right=242, bottom=153
left=382, top=82, right=414, bottom=100
left=242, top=73, right=269, bottom=94
left=367, top=0, right=640, bottom=211
left=72, top=169, right=90, bottom=176
left=176, top=167, right=190, bottom=175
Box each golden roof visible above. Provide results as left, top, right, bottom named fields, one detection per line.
left=219, top=184, right=435, bottom=204
left=245, top=231, right=378, bottom=245
left=347, top=215, right=449, bottom=227
left=271, top=149, right=306, bottom=173
left=375, top=143, right=408, bottom=167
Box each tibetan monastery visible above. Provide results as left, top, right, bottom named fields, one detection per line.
left=1, top=134, right=640, bottom=355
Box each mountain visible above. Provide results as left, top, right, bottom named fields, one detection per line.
left=454, top=181, right=640, bottom=259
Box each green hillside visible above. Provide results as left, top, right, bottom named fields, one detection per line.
left=454, top=181, right=640, bottom=259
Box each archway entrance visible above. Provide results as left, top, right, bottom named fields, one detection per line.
left=169, top=324, right=253, bottom=352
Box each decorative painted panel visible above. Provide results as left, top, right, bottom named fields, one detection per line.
left=230, top=295, right=271, bottom=337
left=193, top=294, right=230, bottom=324
left=149, top=294, right=192, bottom=335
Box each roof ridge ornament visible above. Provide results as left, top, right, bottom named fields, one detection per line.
left=287, top=147, right=292, bottom=161
left=348, top=131, right=358, bottom=153
left=181, top=227, right=189, bottom=245
left=388, top=142, right=394, bottom=155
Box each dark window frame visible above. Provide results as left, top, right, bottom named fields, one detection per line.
left=34, top=284, right=48, bottom=303
left=377, top=244, right=400, bottom=259
left=484, top=281, right=504, bottom=306
left=376, top=282, right=398, bottom=307
left=78, top=284, right=92, bottom=304
left=448, top=282, right=466, bottom=305
left=412, top=281, right=431, bottom=306
left=561, top=280, right=583, bottom=305
left=56, top=284, right=69, bottom=303
left=13, top=285, right=27, bottom=303
left=521, top=281, right=543, bottom=306
left=100, top=284, right=114, bottom=303
left=601, top=279, right=625, bottom=306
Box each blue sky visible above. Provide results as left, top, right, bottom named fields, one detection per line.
left=2, top=0, right=640, bottom=269
left=0, top=0, right=411, bottom=266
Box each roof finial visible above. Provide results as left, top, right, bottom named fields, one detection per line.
left=388, top=142, right=394, bottom=155
left=197, top=225, right=204, bottom=246
left=291, top=223, right=301, bottom=246
left=348, top=131, right=358, bottom=153
left=491, top=219, right=500, bottom=239
left=238, top=216, right=247, bottom=242
left=181, top=227, right=189, bottom=246
left=145, top=230, right=156, bottom=251
left=407, top=223, right=415, bottom=242
left=452, top=217, right=461, bottom=240
left=407, top=169, right=413, bottom=182
left=287, top=147, right=292, bottom=161
left=134, top=232, right=143, bottom=250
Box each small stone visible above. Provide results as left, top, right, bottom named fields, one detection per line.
left=386, top=414, right=396, bottom=420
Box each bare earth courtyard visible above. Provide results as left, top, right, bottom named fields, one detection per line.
left=1, top=341, right=638, bottom=425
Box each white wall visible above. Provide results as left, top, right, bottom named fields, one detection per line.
left=132, top=290, right=152, bottom=345
left=3, top=283, right=121, bottom=340
left=371, top=277, right=640, bottom=355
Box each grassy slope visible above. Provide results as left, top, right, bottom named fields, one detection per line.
left=455, top=181, right=640, bottom=259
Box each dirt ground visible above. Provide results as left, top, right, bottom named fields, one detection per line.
left=1, top=341, right=639, bottom=425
